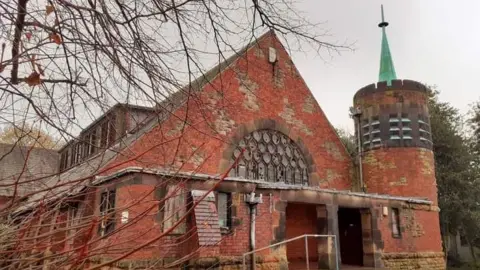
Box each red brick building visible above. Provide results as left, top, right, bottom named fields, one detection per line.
left=9, top=18, right=444, bottom=270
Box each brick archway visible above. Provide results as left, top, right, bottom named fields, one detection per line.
left=218, top=118, right=319, bottom=185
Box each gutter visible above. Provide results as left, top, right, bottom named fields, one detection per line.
left=93, top=167, right=432, bottom=204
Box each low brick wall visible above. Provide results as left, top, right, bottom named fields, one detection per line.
left=190, top=256, right=288, bottom=270
left=382, top=252, right=445, bottom=270
left=88, top=255, right=288, bottom=270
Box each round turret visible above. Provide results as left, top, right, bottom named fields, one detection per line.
left=353, top=79, right=437, bottom=203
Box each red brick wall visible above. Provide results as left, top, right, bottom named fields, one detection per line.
left=361, top=148, right=438, bottom=204
left=218, top=193, right=251, bottom=256
left=103, top=31, right=352, bottom=191
left=89, top=182, right=183, bottom=260
left=355, top=89, right=428, bottom=107
left=285, top=203, right=317, bottom=261
left=379, top=208, right=442, bottom=253
left=95, top=184, right=160, bottom=259
left=218, top=192, right=280, bottom=257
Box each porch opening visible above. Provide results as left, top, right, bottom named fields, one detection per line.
left=285, top=203, right=318, bottom=265
left=338, top=207, right=364, bottom=266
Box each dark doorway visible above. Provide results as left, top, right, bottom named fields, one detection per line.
left=338, top=207, right=364, bottom=266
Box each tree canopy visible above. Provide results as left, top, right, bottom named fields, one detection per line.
left=0, top=123, right=59, bottom=149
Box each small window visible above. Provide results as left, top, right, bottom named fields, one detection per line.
left=389, top=113, right=398, bottom=119
left=460, top=233, right=468, bottom=246
left=67, top=204, right=78, bottom=227
left=402, top=130, right=412, bottom=139
left=82, top=140, right=89, bottom=159
left=100, top=121, right=109, bottom=148
left=70, top=146, right=76, bottom=166
left=65, top=203, right=78, bottom=246
left=99, top=189, right=116, bottom=236
left=60, top=152, right=66, bottom=170
left=65, top=149, right=70, bottom=168
left=390, top=121, right=399, bottom=127
left=419, top=123, right=430, bottom=133
left=362, top=119, right=369, bottom=126
left=216, top=192, right=232, bottom=230
left=390, top=129, right=400, bottom=140
left=89, top=129, right=98, bottom=155
left=390, top=130, right=400, bottom=136
left=108, top=116, right=116, bottom=146
left=163, top=186, right=186, bottom=234
left=391, top=208, right=401, bottom=238
left=76, top=143, right=82, bottom=164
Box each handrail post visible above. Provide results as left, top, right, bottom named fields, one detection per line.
left=334, top=235, right=339, bottom=270
left=305, top=235, right=310, bottom=270
left=241, top=234, right=337, bottom=270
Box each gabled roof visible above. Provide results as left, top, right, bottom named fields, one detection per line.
left=14, top=30, right=275, bottom=213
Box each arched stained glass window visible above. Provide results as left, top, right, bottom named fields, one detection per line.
left=231, top=129, right=309, bottom=186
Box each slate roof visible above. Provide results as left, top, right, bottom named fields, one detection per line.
left=14, top=30, right=274, bottom=213
left=0, top=144, right=59, bottom=197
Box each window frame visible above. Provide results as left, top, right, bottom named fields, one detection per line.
left=391, top=207, right=401, bottom=238
left=98, top=189, right=116, bottom=237
left=231, top=129, right=309, bottom=186
left=162, top=185, right=187, bottom=235
left=460, top=232, right=468, bottom=247
left=216, top=191, right=232, bottom=233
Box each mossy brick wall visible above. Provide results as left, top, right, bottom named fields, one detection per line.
left=361, top=148, right=438, bottom=204
left=376, top=205, right=443, bottom=265
left=382, top=252, right=445, bottom=270
left=103, top=31, right=352, bottom=191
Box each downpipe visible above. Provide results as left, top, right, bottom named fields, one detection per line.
left=250, top=204, right=257, bottom=270
left=245, top=192, right=263, bottom=270
left=350, top=106, right=364, bottom=192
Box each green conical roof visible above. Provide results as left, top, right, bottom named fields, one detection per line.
left=378, top=5, right=397, bottom=86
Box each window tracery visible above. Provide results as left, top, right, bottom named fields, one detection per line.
left=230, top=129, right=308, bottom=185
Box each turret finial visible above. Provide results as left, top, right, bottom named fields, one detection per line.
left=378, top=5, right=389, bottom=28
left=378, top=5, right=397, bottom=85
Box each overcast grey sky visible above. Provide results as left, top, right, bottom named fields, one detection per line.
left=290, top=0, right=480, bottom=132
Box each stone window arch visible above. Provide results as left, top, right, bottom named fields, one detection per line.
left=230, top=129, right=308, bottom=185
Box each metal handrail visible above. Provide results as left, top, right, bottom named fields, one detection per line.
left=242, top=234, right=339, bottom=270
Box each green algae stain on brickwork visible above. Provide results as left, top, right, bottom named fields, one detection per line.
left=302, top=95, right=315, bottom=114
left=323, top=141, right=345, bottom=161
left=418, top=148, right=434, bottom=175
left=389, top=176, right=407, bottom=186
left=363, top=151, right=396, bottom=170
left=166, top=121, right=184, bottom=137
left=326, top=169, right=341, bottom=182
left=278, top=98, right=313, bottom=136
left=235, top=69, right=260, bottom=112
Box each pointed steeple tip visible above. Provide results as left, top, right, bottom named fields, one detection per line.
left=378, top=4, right=397, bottom=86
